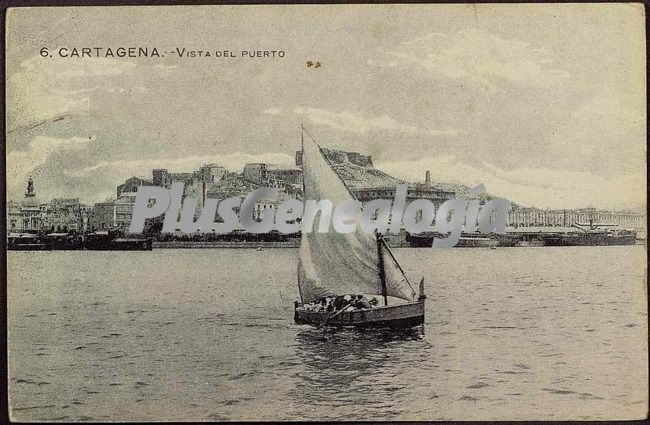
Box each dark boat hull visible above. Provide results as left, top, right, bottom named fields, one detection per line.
left=84, top=238, right=153, bottom=250
left=294, top=300, right=425, bottom=329
left=543, top=234, right=637, bottom=246
left=406, top=233, right=497, bottom=248
left=7, top=243, right=50, bottom=251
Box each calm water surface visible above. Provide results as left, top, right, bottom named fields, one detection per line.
left=7, top=246, right=648, bottom=420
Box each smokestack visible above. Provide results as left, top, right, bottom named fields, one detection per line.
left=425, top=170, right=431, bottom=184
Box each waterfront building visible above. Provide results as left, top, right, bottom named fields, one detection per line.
left=88, top=202, right=115, bottom=231
left=88, top=194, right=137, bottom=232
left=508, top=205, right=645, bottom=232
left=43, top=198, right=84, bottom=232
left=253, top=192, right=293, bottom=222
left=10, top=177, right=44, bottom=232
left=7, top=201, right=24, bottom=233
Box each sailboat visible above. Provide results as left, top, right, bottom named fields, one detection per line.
left=294, top=126, right=426, bottom=328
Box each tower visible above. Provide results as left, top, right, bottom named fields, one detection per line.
left=25, top=176, right=35, bottom=198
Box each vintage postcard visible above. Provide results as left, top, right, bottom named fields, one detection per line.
left=5, top=4, right=647, bottom=421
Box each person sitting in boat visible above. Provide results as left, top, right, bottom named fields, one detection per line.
left=342, top=295, right=358, bottom=312
left=332, top=295, right=349, bottom=311
left=307, top=300, right=323, bottom=311
left=312, top=301, right=324, bottom=312
left=316, top=298, right=329, bottom=312
left=353, top=294, right=373, bottom=310
left=325, top=297, right=335, bottom=312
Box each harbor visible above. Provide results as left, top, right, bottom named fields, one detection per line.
left=7, top=245, right=647, bottom=421
left=7, top=155, right=645, bottom=251
left=7, top=224, right=643, bottom=251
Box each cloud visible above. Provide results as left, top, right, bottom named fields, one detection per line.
left=52, top=152, right=296, bottom=203
left=66, top=152, right=296, bottom=179
left=293, top=107, right=462, bottom=136
left=263, top=107, right=282, bottom=115
left=545, top=92, right=646, bottom=175
left=370, top=28, right=570, bottom=92
left=7, top=135, right=95, bottom=198
left=376, top=155, right=645, bottom=210
left=7, top=56, right=138, bottom=133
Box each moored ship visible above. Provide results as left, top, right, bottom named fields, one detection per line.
left=7, top=233, right=50, bottom=250
left=85, top=231, right=153, bottom=250
left=7, top=230, right=153, bottom=251
left=543, top=222, right=637, bottom=246
left=406, top=232, right=498, bottom=248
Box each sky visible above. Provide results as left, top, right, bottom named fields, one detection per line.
left=5, top=4, right=646, bottom=210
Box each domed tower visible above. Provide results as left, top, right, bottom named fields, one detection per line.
left=25, top=176, right=36, bottom=198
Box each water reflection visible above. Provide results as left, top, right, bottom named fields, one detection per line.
left=288, top=326, right=430, bottom=420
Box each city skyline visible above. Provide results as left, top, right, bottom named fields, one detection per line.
left=6, top=5, right=646, bottom=211
left=8, top=154, right=645, bottom=215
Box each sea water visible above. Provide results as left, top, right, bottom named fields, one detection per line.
left=7, top=246, right=647, bottom=421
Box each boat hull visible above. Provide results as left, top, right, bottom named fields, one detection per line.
left=543, top=234, right=637, bottom=246
left=294, top=300, right=425, bottom=329
left=7, top=243, right=50, bottom=251
left=406, top=232, right=497, bottom=248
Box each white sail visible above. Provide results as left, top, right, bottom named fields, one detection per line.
left=298, top=130, right=416, bottom=303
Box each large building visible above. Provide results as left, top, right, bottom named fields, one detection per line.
left=243, top=163, right=303, bottom=195
left=153, top=164, right=226, bottom=189
left=296, top=148, right=456, bottom=211
left=88, top=194, right=137, bottom=231
left=197, top=163, right=227, bottom=184
left=43, top=198, right=86, bottom=232
left=242, top=163, right=268, bottom=185
left=7, top=179, right=89, bottom=233
left=151, top=164, right=229, bottom=213
left=507, top=206, right=645, bottom=232
left=117, top=176, right=152, bottom=197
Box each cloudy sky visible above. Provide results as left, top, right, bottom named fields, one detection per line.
left=6, top=4, right=646, bottom=210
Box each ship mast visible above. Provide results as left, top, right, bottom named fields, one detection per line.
left=376, top=233, right=388, bottom=306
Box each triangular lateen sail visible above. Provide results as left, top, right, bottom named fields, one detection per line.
left=297, top=128, right=416, bottom=303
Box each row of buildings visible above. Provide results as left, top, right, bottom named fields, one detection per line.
left=507, top=206, right=644, bottom=230
left=7, top=151, right=646, bottom=235
left=7, top=192, right=92, bottom=234
left=7, top=160, right=305, bottom=233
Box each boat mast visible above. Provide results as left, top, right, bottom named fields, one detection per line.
left=300, top=124, right=306, bottom=199
left=376, top=232, right=388, bottom=306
